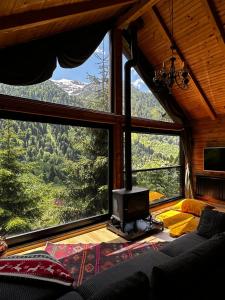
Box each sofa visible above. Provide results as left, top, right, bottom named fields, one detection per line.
left=1, top=208, right=225, bottom=300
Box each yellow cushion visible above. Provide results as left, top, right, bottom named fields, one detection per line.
left=155, top=210, right=193, bottom=228
left=169, top=217, right=199, bottom=238
left=172, top=198, right=210, bottom=216
left=155, top=209, right=200, bottom=237
left=149, top=191, right=165, bottom=202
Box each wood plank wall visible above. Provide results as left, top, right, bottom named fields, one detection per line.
left=192, top=116, right=225, bottom=201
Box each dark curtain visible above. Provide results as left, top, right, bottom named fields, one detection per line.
left=0, top=41, right=56, bottom=85
left=135, top=48, right=194, bottom=198
left=0, top=21, right=111, bottom=85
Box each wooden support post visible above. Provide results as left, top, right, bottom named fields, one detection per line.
left=113, top=123, right=124, bottom=189
left=110, top=29, right=123, bottom=115
left=110, top=29, right=124, bottom=189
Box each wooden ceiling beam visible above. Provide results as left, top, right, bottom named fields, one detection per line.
left=152, top=5, right=217, bottom=120
left=116, top=0, right=159, bottom=30
left=0, top=0, right=138, bottom=32
left=201, top=0, right=225, bottom=58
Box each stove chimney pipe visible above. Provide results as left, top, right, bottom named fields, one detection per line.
left=124, top=25, right=137, bottom=190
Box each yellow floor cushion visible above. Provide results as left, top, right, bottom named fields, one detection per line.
left=155, top=210, right=194, bottom=228
left=169, top=216, right=199, bottom=238
left=172, top=198, right=213, bottom=216
left=155, top=209, right=200, bottom=237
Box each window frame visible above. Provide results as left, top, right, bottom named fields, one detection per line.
left=130, top=127, right=185, bottom=208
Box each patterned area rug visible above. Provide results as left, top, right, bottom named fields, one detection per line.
left=45, top=241, right=168, bottom=287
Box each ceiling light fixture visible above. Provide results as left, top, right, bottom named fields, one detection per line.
left=153, top=0, right=190, bottom=93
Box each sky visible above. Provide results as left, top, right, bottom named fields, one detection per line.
left=52, top=33, right=150, bottom=93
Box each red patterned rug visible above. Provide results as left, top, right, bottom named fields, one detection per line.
left=45, top=241, right=168, bottom=287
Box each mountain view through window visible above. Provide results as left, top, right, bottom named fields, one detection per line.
left=0, top=35, right=182, bottom=238
left=0, top=35, right=111, bottom=238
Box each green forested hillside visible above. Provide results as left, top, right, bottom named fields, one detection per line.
left=0, top=76, right=180, bottom=237
left=0, top=118, right=108, bottom=235
left=132, top=133, right=179, bottom=170
left=130, top=85, right=172, bottom=122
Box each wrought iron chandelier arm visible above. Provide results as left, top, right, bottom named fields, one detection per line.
left=153, top=0, right=191, bottom=92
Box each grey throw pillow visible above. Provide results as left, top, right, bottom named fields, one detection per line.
left=197, top=208, right=225, bottom=238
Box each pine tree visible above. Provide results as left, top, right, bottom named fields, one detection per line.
left=0, top=119, right=42, bottom=235
left=86, top=38, right=110, bottom=111
left=58, top=42, right=110, bottom=223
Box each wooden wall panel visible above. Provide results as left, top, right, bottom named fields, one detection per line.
left=192, top=116, right=225, bottom=199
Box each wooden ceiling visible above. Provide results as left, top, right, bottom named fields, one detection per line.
left=1, top=0, right=225, bottom=121
left=138, top=0, right=225, bottom=120
left=0, top=0, right=137, bottom=48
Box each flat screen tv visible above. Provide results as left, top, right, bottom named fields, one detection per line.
left=204, top=147, right=225, bottom=171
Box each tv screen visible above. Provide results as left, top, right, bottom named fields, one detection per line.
left=204, top=147, right=225, bottom=171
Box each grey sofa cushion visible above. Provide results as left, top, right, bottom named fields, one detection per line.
left=197, top=208, right=225, bottom=238
left=0, top=277, right=73, bottom=300
left=77, top=248, right=171, bottom=299
left=57, top=291, right=84, bottom=300
left=160, top=232, right=207, bottom=257
left=152, top=233, right=225, bottom=300
left=88, top=271, right=150, bottom=300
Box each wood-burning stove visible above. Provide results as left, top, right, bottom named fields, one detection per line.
left=111, top=186, right=150, bottom=231
left=107, top=24, right=163, bottom=240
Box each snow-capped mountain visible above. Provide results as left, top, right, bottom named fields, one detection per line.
left=131, top=78, right=150, bottom=93
left=51, top=79, right=87, bottom=96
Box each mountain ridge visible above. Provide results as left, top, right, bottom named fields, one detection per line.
left=51, top=79, right=87, bottom=96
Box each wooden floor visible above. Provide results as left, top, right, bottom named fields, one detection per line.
left=6, top=200, right=225, bottom=256
left=17, top=227, right=175, bottom=255
left=9, top=205, right=178, bottom=255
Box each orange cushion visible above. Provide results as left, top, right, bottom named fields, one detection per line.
left=155, top=210, right=193, bottom=228
left=169, top=216, right=199, bottom=238
left=172, top=198, right=213, bottom=216
left=149, top=191, right=165, bottom=202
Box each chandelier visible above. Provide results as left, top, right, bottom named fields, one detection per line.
left=153, top=0, right=190, bottom=93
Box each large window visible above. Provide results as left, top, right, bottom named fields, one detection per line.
left=131, top=132, right=182, bottom=205
left=0, top=34, right=185, bottom=246
left=0, top=34, right=110, bottom=112
left=0, top=33, right=111, bottom=245
left=0, top=118, right=110, bottom=238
